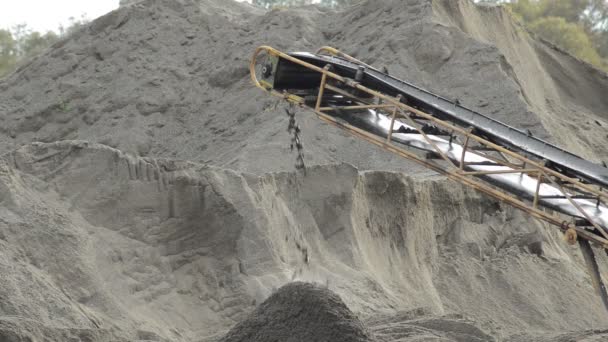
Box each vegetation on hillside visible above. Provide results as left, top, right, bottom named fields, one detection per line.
left=478, top=0, right=608, bottom=71
left=0, top=26, right=56, bottom=76
left=0, top=17, right=87, bottom=77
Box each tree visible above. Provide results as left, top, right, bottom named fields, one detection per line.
left=584, top=0, right=608, bottom=57
left=21, top=31, right=58, bottom=57
left=583, top=0, right=608, bottom=31
left=0, top=19, right=86, bottom=77
left=0, top=29, right=17, bottom=76
left=542, top=0, right=589, bottom=23
left=478, top=0, right=608, bottom=71
left=592, top=31, right=608, bottom=57
left=529, top=16, right=604, bottom=66
left=58, top=15, right=89, bottom=36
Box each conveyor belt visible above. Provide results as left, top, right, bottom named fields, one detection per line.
left=250, top=46, right=608, bottom=316
left=272, top=52, right=608, bottom=189
left=250, top=45, right=608, bottom=316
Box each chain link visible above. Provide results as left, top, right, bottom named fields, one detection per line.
left=285, top=104, right=306, bottom=174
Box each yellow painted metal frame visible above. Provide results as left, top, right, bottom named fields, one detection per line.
left=250, top=45, right=608, bottom=249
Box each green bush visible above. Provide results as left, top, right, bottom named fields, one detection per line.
left=529, top=16, right=606, bottom=69
left=503, top=0, right=608, bottom=72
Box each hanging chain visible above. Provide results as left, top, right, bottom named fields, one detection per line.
left=285, top=104, right=306, bottom=173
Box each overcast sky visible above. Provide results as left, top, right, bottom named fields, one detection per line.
left=0, top=0, right=120, bottom=33
left=0, top=0, right=261, bottom=34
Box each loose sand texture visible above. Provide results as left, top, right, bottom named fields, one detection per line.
left=1, top=0, right=608, bottom=341
left=1, top=141, right=607, bottom=341
left=219, top=282, right=374, bottom=342
left=2, top=0, right=607, bottom=174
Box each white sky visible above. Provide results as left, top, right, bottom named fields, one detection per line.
left=0, top=0, right=312, bottom=34
left=0, top=0, right=120, bottom=33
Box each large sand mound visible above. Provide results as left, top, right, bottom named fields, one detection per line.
left=1, top=0, right=607, bottom=173
left=219, top=282, right=374, bottom=342
left=1, top=0, right=608, bottom=341
left=1, top=140, right=606, bottom=341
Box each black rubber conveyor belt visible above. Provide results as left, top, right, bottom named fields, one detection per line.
left=272, top=52, right=608, bottom=189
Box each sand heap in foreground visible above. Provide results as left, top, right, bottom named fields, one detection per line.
left=219, top=282, right=374, bottom=342
left=219, top=282, right=501, bottom=342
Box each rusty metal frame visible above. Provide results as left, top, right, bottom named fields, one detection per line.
left=250, top=45, right=608, bottom=249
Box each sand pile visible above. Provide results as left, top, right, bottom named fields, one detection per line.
left=1, top=140, right=606, bottom=342
left=219, top=282, right=373, bottom=342
left=1, top=0, right=608, bottom=341
left=2, top=0, right=606, bottom=174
